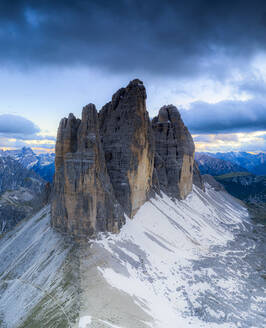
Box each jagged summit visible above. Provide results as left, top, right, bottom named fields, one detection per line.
left=51, top=80, right=196, bottom=238
left=99, top=78, right=153, bottom=218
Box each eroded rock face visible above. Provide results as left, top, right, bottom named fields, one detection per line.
left=51, top=104, right=125, bottom=237
left=52, top=80, right=199, bottom=238
left=99, top=79, right=154, bottom=217
left=152, top=105, right=195, bottom=199
left=193, top=160, right=205, bottom=191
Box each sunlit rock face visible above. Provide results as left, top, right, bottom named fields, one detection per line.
left=99, top=79, right=154, bottom=217
left=51, top=104, right=125, bottom=237
left=152, top=105, right=195, bottom=199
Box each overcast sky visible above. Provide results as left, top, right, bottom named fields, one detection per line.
left=1, top=0, right=266, bottom=153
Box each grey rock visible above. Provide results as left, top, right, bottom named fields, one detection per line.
left=99, top=79, right=154, bottom=217
left=51, top=80, right=200, bottom=239
left=51, top=104, right=125, bottom=238
left=152, top=105, right=195, bottom=199
left=193, top=160, right=205, bottom=191
left=203, top=174, right=225, bottom=191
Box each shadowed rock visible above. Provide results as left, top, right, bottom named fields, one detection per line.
left=99, top=79, right=154, bottom=217
left=152, top=105, right=195, bottom=199
left=51, top=104, right=125, bottom=238
left=193, top=160, right=205, bottom=191
left=51, top=80, right=200, bottom=239
left=203, top=174, right=225, bottom=191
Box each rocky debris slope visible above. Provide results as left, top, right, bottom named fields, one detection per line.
left=0, top=206, right=78, bottom=328
left=215, top=172, right=266, bottom=221
left=52, top=79, right=196, bottom=238
left=0, top=157, right=48, bottom=233
left=203, top=174, right=225, bottom=191
left=1, top=185, right=265, bottom=328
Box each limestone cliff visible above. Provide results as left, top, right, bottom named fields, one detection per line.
left=51, top=104, right=125, bottom=237
left=152, top=105, right=195, bottom=199
left=51, top=81, right=199, bottom=238
left=193, top=160, right=205, bottom=191
left=99, top=79, right=154, bottom=217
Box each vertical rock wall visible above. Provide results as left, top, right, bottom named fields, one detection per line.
left=51, top=104, right=124, bottom=237
left=193, top=160, right=205, bottom=191
left=152, top=105, right=195, bottom=199
left=99, top=79, right=154, bottom=217
left=51, top=80, right=199, bottom=238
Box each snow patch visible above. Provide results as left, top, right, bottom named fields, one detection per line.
left=79, top=316, right=92, bottom=328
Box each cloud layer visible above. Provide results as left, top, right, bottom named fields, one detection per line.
left=1, top=1, right=266, bottom=153
left=0, top=114, right=40, bottom=135
left=1, top=0, right=266, bottom=78
left=0, top=114, right=55, bottom=150
left=193, top=131, right=266, bottom=153
left=181, top=99, right=266, bottom=134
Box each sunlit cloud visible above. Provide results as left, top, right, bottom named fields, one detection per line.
left=194, top=131, right=266, bottom=153
left=0, top=114, right=55, bottom=153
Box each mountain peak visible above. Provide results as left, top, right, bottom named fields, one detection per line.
left=51, top=80, right=196, bottom=238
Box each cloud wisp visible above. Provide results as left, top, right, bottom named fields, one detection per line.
left=181, top=99, right=266, bottom=134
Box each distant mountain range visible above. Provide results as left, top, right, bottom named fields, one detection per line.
left=0, top=147, right=53, bottom=232
left=195, top=153, right=248, bottom=176
left=195, top=151, right=266, bottom=221
left=215, top=172, right=266, bottom=203
left=0, top=147, right=55, bottom=182
left=196, top=151, right=266, bottom=175
left=0, top=156, right=48, bottom=233
left=1, top=148, right=265, bottom=183
left=2, top=149, right=265, bottom=183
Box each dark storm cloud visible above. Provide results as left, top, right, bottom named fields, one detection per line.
left=180, top=100, right=266, bottom=133
left=237, top=76, right=266, bottom=97
left=1, top=0, right=266, bottom=76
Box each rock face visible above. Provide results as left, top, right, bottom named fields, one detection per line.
left=193, top=160, right=205, bottom=191
left=203, top=174, right=225, bottom=191
left=52, top=80, right=199, bottom=238
left=152, top=105, right=195, bottom=199
left=99, top=79, right=154, bottom=217
left=51, top=104, right=125, bottom=237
